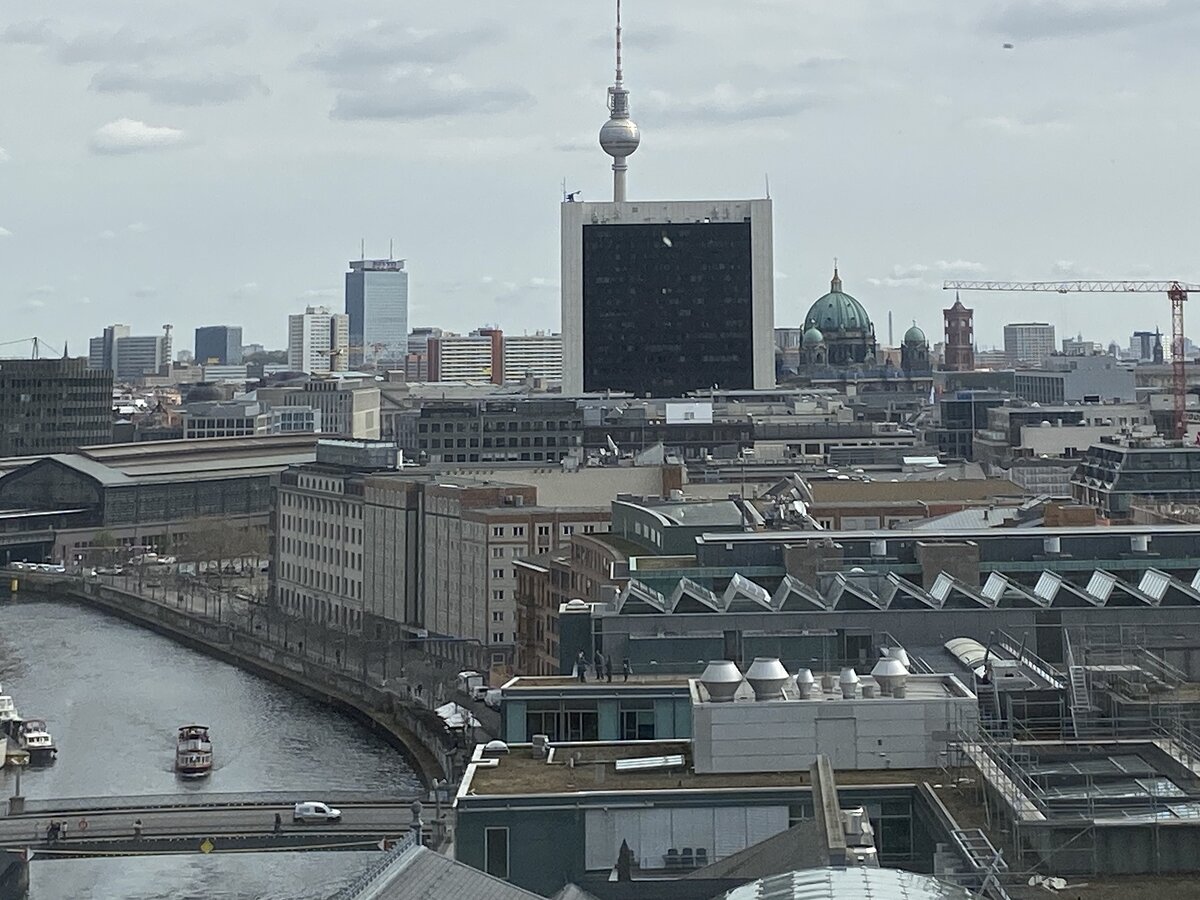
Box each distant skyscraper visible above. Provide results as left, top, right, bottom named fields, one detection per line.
left=288, top=305, right=349, bottom=374
left=345, top=258, right=408, bottom=369
left=88, top=324, right=130, bottom=372
left=598, top=0, right=639, bottom=201
left=1003, top=322, right=1056, bottom=367
left=942, top=295, right=974, bottom=372
left=195, top=325, right=243, bottom=366
left=429, top=329, right=504, bottom=384
left=113, top=335, right=169, bottom=380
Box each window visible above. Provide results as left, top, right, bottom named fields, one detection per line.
left=492, top=526, right=504, bottom=537
left=492, top=632, right=504, bottom=643
left=537, top=525, right=550, bottom=537
left=513, top=526, right=525, bottom=537
left=492, top=611, right=504, bottom=622
left=620, top=700, right=655, bottom=740
left=492, top=547, right=505, bottom=558
left=492, top=568, right=505, bottom=579
left=484, top=827, right=509, bottom=880
left=492, top=590, right=505, bottom=601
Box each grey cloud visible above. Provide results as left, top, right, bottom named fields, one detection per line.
left=300, top=22, right=501, bottom=80
left=90, top=65, right=268, bottom=106
left=982, top=0, right=1197, bottom=40
left=331, top=72, right=532, bottom=121
left=0, top=19, right=56, bottom=46
left=56, top=21, right=248, bottom=65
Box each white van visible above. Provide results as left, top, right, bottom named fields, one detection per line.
left=293, top=801, right=342, bottom=824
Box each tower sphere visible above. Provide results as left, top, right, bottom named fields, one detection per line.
left=600, top=117, right=641, bottom=159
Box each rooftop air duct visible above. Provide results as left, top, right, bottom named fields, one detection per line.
left=870, top=657, right=909, bottom=696
left=839, top=667, right=861, bottom=699
left=795, top=668, right=816, bottom=700
left=745, top=657, right=789, bottom=701
left=699, top=660, right=743, bottom=702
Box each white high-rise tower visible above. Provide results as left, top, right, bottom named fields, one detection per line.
left=598, top=0, right=639, bottom=202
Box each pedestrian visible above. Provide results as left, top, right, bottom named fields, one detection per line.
left=133, top=818, right=143, bottom=840
left=593, top=649, right=604, bottom=680
left=605, top=654, right=613, bottom=684
left=622, top=658, right=632, bottom=682
left=274, top=812, right=282, bottom=835
left=59, top=820, right=68, bottom=840
left=576, top=651, right=587, bottom=683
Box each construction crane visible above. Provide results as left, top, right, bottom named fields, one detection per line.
left=0, top=336, right=61, bottom=359
left=945, top=280, right=1200, bottom=440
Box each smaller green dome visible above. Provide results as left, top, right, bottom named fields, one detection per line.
left=802, top=326, right=824, bottom=346
left=903, top=324, right=926, bottom=344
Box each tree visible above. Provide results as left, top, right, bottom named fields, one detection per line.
left=90, top=529, right=118, bottom=567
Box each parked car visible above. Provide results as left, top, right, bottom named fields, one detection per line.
left=292, top=801, right=341, bottom=824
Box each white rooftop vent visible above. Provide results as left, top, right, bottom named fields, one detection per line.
left=745, top=657, right=789, bottom=701
left=563, top=598, right=589, bottom=611
left=531, top=734, right=550, bottom=760
left=699, top=660, right=743, bottom=703
left=482, top=740, right=510, bottom=756
left=883, top=647, right=911, bottom=670
left=839, top=667, right=861, bottom=699
left=795, top=668, right=816, bottom=700
left=871, top=656, right=909, bottom=696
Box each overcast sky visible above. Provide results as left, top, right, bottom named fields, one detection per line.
left=3, top=0, right=1200, bottom=358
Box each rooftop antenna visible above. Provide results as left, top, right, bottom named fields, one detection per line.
left=389, top=238, right=394, bottom=260
left=764, top=173, right=771, bottom=199
left=599, top=0, right=640, bottom=201
left=360, top=238, right=365, bottom=261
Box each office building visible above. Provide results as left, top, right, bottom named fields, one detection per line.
left=287, top=306, right=349, bottom=375
left=1003, top=322, right=1055, bottom=367
left=194, top=325, right=243, bottom=366
left=284, top=378, right=379, bottom=438
left=0, top=357, right=113, bottom=456
left=428, top=329, right=503, bottom=383
left=1131, top=329, right=1164, bottom=363
left=503, top=332, right=562, bottom=382
left=392, top=397, right=583, bottom=464
left=345, top=258, right=408, bottom=369
left=942, top=296, right=974, bottom=371
left=87, top=324, right=130, bottom=371
left=1013, top=353, right=1136, bottom=404
left=562, top=198, right=775, bottom=396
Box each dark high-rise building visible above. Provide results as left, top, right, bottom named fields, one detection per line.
left=561, top=199, right=774, bottom=396
left=345, top=258, right=408, bottom=369
left=942, top=295, right=975, bottom=372
left=0, top=357, right=113, bottom=456
left=195, top=325, right=243, bottom=365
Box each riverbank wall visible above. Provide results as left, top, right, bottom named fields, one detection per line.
left=9, top=578, right=455, bottom=787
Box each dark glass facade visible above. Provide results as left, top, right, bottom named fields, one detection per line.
left=582, top=221, right=755, bottom=396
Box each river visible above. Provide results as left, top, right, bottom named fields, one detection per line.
left=0, top=594, right=423, bottom=900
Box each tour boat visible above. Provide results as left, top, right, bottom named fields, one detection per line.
left=0, top=688, right=18, bottom=725
left=16, top=718, right=57, bottom=764
left=175, top=724, right=213, bottom=777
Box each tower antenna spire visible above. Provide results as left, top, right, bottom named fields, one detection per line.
left=599, top=0, right=639, bottom=202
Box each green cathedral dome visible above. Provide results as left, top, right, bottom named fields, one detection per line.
left=904, top=324, right=926, bottom=344
left=803, top=268, right=873, bottom=334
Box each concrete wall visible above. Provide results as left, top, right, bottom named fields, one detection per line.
left=692, top=687, right=977, bottom=773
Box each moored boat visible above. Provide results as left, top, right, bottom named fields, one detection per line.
left=15, top=718, right=56, bottom=764
left=175, top=724, right=213, bottom=777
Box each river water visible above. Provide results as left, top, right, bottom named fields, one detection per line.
left=0, top=595, right=423, bottom=900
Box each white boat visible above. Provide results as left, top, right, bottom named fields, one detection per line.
left=0, top=691, right=18, bottom=725
left=175, top=724, right=213, bottom=777
left=15, top=718, right=57, bottom=764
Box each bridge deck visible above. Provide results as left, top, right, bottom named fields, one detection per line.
left=0, top=795, right=429, bottom=859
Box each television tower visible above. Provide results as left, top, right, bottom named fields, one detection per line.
left=598, top=0, right=640, bottom=201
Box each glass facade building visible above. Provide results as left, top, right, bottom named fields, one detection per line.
left=582, top=221, right=755, bottom=396
left=345, top=259, right=408, bottom=369
left=194, top=325, right=243, bottom=366
left=561, top=199, right=774, bottom=396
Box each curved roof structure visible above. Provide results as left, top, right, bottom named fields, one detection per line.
left=721, top=867, right=972, bottom=900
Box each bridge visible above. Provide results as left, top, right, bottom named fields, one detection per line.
left=0, top=791, right=431, bottom=859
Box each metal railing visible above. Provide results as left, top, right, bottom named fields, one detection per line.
left=328, top=830, right=419, bottom=900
